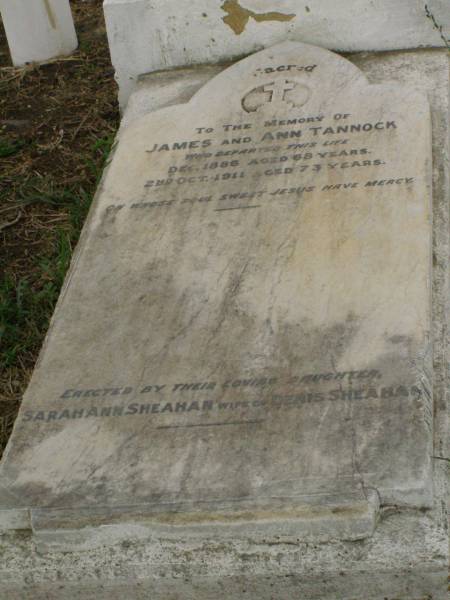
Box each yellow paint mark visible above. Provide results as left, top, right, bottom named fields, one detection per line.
left=43, top=0, right=57, bottom=29
left=221, top=0, right=295, bottom=35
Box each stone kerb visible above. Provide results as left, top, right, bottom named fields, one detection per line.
left=103, top=0, right=450, bottom=107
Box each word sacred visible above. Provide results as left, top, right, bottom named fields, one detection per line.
left=254, top=64, right=318, bottom=75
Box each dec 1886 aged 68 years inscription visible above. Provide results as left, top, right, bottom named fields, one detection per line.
left=0, top=43, right=433, bottom=535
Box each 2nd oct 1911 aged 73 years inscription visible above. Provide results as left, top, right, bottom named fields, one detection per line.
left=0, top=42, right=433, bottom=530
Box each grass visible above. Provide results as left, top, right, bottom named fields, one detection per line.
left=0, top=266, right=64, bottom=370
left=0, top=144, right=112, bottom=372
left=0, top=134, right=114, bottom=368
left=0, top=138, right=26, bottom=157
left=0, top=0, right=120, bottom=456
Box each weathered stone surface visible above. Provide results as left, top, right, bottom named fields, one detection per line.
left=1, top=44, right=448, bottom=600
left=0, top=40, right=434, bottom=531
left=103, top=0, right=450, bottom=106
left=0, top=512, right=448, bottom=600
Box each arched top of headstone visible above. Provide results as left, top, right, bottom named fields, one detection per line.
left=125, top=41, right=427, bottom=136
left=191, top=41, right=368, bottom=112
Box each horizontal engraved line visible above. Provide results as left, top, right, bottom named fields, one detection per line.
left=214, top=205, right=261, bottom=212
left=157, top=420, right=265, bottom=429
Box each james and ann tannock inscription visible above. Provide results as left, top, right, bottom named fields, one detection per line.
left=0, top=42, right=432, bottom=532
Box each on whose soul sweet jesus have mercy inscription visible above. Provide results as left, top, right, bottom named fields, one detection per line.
left=0, top=42, right=433, bottom=533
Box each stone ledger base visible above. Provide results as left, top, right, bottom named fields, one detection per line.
left=0, top=48, right=448, bottom=600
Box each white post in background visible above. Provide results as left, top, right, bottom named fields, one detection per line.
left=0, top=0, right=78, bottom=66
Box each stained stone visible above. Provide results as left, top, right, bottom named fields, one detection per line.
left=0, top=42, right=445, bottom=599
left=103, top=0, right=450, bottom=106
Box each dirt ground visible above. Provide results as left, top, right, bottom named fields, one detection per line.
left=0, top=0, right=119, bottom=456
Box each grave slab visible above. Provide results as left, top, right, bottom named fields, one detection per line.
left=0, top=43, right=448, bottom=600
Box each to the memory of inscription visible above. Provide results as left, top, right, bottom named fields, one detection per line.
left=104, top=110, right=416, bottom=218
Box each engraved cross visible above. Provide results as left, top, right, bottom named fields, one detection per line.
left=263, top=80, right=296, bottom=105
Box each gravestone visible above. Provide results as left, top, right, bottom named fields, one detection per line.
left=0, top=0, right=77, bottom=66
left=0, top=42, right=447, bottom=600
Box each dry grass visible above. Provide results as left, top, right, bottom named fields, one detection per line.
left=0, top=0, right=119, bottom=456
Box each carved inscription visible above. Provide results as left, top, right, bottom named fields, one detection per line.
left=103, top=115, right=410, bottom=218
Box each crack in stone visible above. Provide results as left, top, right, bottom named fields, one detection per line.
left=221, top=0, right=295, bottom=35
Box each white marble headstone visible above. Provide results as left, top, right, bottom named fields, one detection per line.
left=0, top=42, right=433, bottom=540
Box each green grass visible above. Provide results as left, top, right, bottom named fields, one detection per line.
left=87, top=134, right=116, bottom=183
left=1, top=224, right=77, bottom=369
left=15, top=178, right=94, bottom=237
left=0, top=136, right=115, bottom=370
left=0, top=138, right=26, bottom=158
